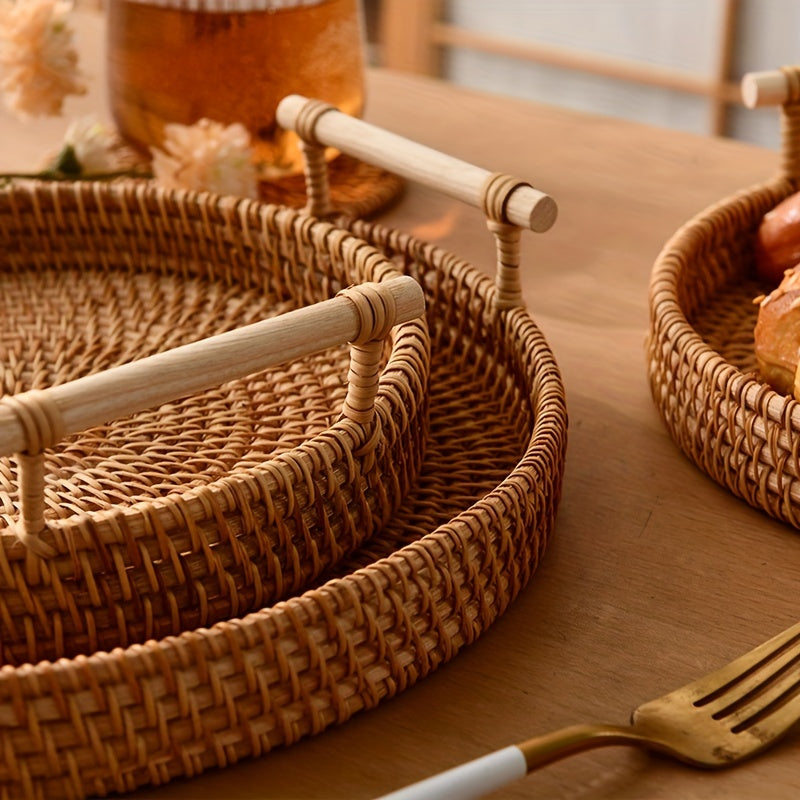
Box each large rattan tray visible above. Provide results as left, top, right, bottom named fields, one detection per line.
left=0, top=101, right=567, bottom=798
left=648, top=66, right=800, bottom=528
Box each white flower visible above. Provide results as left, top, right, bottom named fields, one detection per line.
left=0, top=0, right=86, bottom=117
left=61, top=115, right=133, bottom=173
left=151, top=118, right=258, bottom=199
left=33, top=115, right=143, bottom=179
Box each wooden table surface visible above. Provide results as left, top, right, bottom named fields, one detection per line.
left=3, top=10, right=800, bottom=800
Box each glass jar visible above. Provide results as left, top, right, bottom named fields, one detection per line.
left=106, top=0, right=365, bottom=178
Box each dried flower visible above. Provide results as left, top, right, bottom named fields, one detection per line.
left=59, top=115, right=119, bottom=173
left=0, top=115, right=149, bottom=184
left=151, top=118, right=258, bottom=199
left=0, top=0, right=85, bottom=117
left=56, top=115, right=139, bottom=173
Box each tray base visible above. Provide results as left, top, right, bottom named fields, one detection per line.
left=690, top=275, right=763, bottom=374
left=259, top=154, right=404, bottom=218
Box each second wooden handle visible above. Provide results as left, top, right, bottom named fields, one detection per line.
left=0, top=276, right=425, bottom=457
left=276, top=94, right=557, bottom=232
left=741, top=68, right=800, bottom=108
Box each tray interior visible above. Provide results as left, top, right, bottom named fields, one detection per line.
left=690, top=274, right=764, bottom=375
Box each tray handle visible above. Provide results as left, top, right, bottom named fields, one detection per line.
left=741, top=67, right=800, bottom=180
left=0, top=276, right=424, bottom=577
left=276, top=94, right=558, bottom=311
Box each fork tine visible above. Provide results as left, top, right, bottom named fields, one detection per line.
left=716, top=656, right=800, bottom=731
left=687, top=621, right=800, bottom=706
left=697, top=633, right=800, bottom=721
left=731, top=684, right=800, bottom=741
left=729, top=679, right=800, bottom=735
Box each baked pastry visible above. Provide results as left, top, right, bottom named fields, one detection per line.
left=756, top=191, right=800, bottom=284
left=754, top=267, right=800, bottom=397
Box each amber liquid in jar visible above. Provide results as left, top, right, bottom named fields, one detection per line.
left=106, top=0, right=365, bottom=177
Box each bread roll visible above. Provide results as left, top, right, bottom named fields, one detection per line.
left=756, top=191, right=800, bottom=285
left=754, top=267, right=800, bottom=397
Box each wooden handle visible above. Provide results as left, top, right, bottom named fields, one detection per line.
left=0, top=276, right=424, bottom=457
left=740, top=67, right=800, bottom=182
left=276, top=94, right=557, bottom=232
left=741, top=69, right=799, bottom=108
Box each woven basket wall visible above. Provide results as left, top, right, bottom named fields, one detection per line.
left=0, top=190, right=567, bottom=798
left=648, top=69, right=800, bottom=527
left=0, top=181, right=430, bottom=667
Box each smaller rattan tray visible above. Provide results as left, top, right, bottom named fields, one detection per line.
left=648, top=65, right=800, bottom=528
left=0, top=185, right=430, bottom=665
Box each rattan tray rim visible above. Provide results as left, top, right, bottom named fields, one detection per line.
left=648, top=172, right=800, bottom=420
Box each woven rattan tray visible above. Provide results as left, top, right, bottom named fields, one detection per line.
left=0, top=183, right=430, bottom=667
left=648, top=66, right=800, bottom=528
left=0, top=102, right=567, bottom=798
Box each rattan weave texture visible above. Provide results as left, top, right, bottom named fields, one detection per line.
left=648, top=66, right=800, bottom=527
left=0, top=181, right=430, bottom=666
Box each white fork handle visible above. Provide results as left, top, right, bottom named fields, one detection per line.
left=375, top=746, right=526, bottom=800
left=374, top=722, right=647, bottom=799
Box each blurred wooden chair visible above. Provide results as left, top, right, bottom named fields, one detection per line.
left=376, top=0, right=741, bottom=137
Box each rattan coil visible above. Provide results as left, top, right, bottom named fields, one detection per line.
left=0, top=181, right=431, bottom=666
left=648, top=66, right=800, bottom=528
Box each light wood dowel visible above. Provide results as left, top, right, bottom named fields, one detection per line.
left=742, top=69, right=793, bottom=108
left=276, top=94, right=557, bottom=232
left=0, top=277, right=424, bottom=457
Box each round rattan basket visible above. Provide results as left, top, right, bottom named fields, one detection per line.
left=648, top=66, right=800, bottom=528
left=0, top=181, right=430, bottom=667
left=0, top=104, right=567, bottom=799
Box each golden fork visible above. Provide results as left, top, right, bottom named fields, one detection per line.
left=376, top=620, right=800, bottom=800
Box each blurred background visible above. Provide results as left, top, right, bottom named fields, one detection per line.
left=78, top=0, right=800, bottom=149
left=364, top=0, right=800, bottom=149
